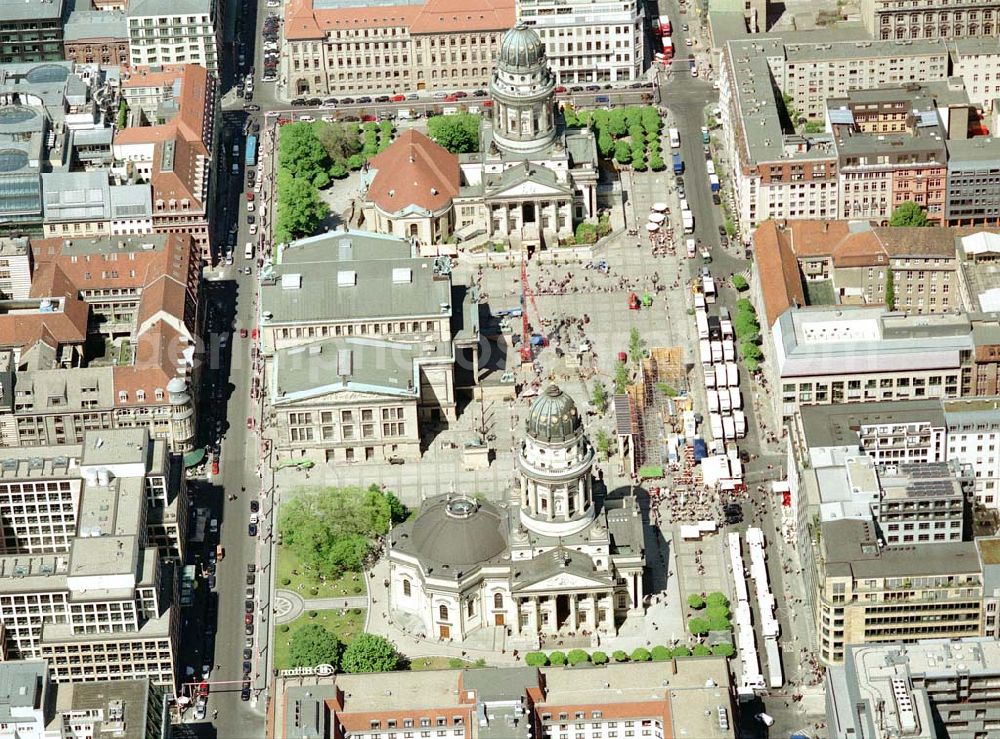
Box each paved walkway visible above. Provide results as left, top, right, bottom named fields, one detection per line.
left=274, top=589, right=368, bottom=625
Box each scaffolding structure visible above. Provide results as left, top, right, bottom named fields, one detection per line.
left=623, top=347, right=688, bottom=474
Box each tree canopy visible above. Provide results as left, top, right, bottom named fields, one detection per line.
left=427, top=114, right=481, bottom=153
left=889, top=201, right=929, bottom=227
left=278, top=485, right=407, bottom=577
left=275, top=170, right=330, bottom=244
left=340, top=633, right=401, bottom=673
left=288, top=624, right=344, bottom=669
left=279, top=123, right=331, bottom=183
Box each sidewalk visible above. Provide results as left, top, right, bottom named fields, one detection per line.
left=274, top=590, right=367, bottom=625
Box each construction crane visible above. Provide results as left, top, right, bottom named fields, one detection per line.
left=519, top=251, right=544, bottom=363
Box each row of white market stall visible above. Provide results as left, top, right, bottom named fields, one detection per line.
left=729, top=528, right=783, bottom=697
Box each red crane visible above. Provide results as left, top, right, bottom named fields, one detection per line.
left=519, top=251, right=544, bottom=363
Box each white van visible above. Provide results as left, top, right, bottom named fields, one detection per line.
left=442, top=106, right=459, bottom=116
left=686, top=238, right=696, bottom=258
left=244, top=242, right=254, bottom=260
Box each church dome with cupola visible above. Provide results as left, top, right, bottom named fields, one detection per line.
left=497, top=22, right=546, bottom=71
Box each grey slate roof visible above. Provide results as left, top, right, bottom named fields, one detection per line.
left=263, top=230, right=450, bottom=325
left=109, top=184, right=152, bottom=220
left=0, top=0, right=64, bottom=22
left=64, top=10, right=128, bottom=41
left=270, top=336, right=443, bottom=403
left=42, top=171, right=111, bottom=223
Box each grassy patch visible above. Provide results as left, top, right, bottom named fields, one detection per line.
left=273, top=608, right=366, bottom=671
left=408, top=656, right=485, bottom=671
left=275, top=544, right=368, bottom=599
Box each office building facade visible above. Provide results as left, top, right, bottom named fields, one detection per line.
left=861, top=0, right=1000, bottom=41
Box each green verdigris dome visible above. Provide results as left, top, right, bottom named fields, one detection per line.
left=526, top=384, right=581, bottom=443
left=497, top=22, right=546, bottom=71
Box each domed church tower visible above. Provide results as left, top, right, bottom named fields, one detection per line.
left=489, top=22, right=557, bottom=154
left=516, top=384, right=595, bottom=537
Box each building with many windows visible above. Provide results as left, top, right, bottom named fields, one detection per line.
left=260, top=229, right=479, bottom=463
left=811, top=518, right=983, bottom=665
left=0, top=0, right=66, bottom=64
left=827, top=639, right=1000, bottom=738
left=273, top=660, right=736, bottom=739
left=0, top=429, right=181, bottom=686
left=945, top=137, right=1000, bottom=226
left=0, top=660, right=170, bottom=739
left=718, top=33, right=951, bottom=230
left=283, top=0, right=513, bottom=97
left=861, top=0, right=1000, bottom=41
left=827, top=89, right=948, bottom=224
left=126, top=0, right=221, bottom=77
left=63, top=10, right=130, bottom=68
left=518, top=0, right=644, bottom=85
left=388, top=385, right=645, bottom=644
left=360, top=24, right=598, bottom=248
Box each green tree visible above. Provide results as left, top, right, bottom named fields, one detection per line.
left=275, top=173, right=329, bottom=243
left=612, top=650, right=629, bottom=662
left=744, top=357, right=760, bottom=373
left=313, top=170, right=331, bottom=189
left=641, top=106, right=661, bottom=134
left=631, top=151, right=647, bottom=172
left=649, top=154, right=666, bottom=172
left=628, top=327, right=644, bottom=367
left=736, top=298, right=755, bottom=314
left=889, top=200, right=929, bottom=227
left=591, top=651, right=609, bottom=665
left=711, top=643, right=735, bottom=657
left=688, top=617, right=710, bottom=636
left=591, top=382, right=608, bottom=413
left=594, top=428, right=611, bottom=460
left=548, top=651, right=567, bottom=666
left=567, top=649, right=590, bottom=666
left=706, top=592, right=729, bottom=609
left=885, top=268, right=896, bottom=311
left=341, top=633, right=400, bottom=673
left=692, top=644, right=712, bottom=657
left=288, top=624, right=344, bottom=669
left=597, top=130, right=615, bottom=157
left=385, top=491, right=408, bottom=525
left=314, top=121, right=362, bottom=164
left=607, top=109, right=627, bottom=137
left=426, top=113, right=481, bottom=153
left=731, top=274, right=748, bottom=291
left=740, top=342, right=763, bottom=362
left=279, top=123, right=331, bottom=183
left=330, top=162, right=349, bottom=179
left=525, top=652, right=548, bottom=667
left=707, top=615, right=731, bottom=632
left=278, top=486, right=399, bottom=578
left=671, top=645, right=692, bottom=657
left=687, top=594, right=706, bottom=610
left=575, top=222, right=598, bottom=244
left=734, top=312, right=759, bottom=340
left=346, top=154, right=366, bottom=171
left=116, top=99, right=128, bottom=129
left=563, top=107, right=579, bottom=127
left=613, top=360, right=629, bottom=395
left=630, top=647, right=651, bottom=662
left=707, top=605, right=731, bottom=621
left=614, top=140, right=632, bottom=164
left=651, top=645, right=672, bottom=662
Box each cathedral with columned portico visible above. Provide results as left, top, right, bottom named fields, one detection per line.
left=361, top=23, right=600, bottom=250
left=386, top=385, right=645, bottom=644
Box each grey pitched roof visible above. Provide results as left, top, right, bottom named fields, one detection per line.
left=127, top=0, right=214, bottom=16
left=42, top=171, right=111, bottom=223
left=109, top=184, right=152, bottom=220
left=270, top=336, right=444, bottom=403
left=0, top=0, right=64, bottom=22
left=263, top=230, right=451, bottom=325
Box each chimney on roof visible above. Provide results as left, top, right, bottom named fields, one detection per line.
left=823, top=222, right=829, bottom=233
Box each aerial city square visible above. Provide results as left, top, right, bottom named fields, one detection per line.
left=1, top=0, right=1000, bottom=735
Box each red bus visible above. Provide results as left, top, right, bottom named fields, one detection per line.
left=660, top=16, right=672, bottom=36
left=662, top=37, right=674, bottom=60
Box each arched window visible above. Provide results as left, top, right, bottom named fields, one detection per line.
left=493, top=592, right=503, bottom=608
left=439, top=604, right=449, bottom=620
left=402, top=579, right=411, bottom=597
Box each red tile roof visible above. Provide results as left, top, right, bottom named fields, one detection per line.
left=752, top=221, right=807, bottom=328
left=284, top=0, right=512, bottom=39
left=366, top=129, right=460, bottom=214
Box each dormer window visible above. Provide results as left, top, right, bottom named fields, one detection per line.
left=118, top=390, right=128, bottom=402
left=136, top=389, right=146, bottom=402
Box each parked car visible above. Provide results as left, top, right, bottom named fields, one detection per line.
left=554, top=85, right=567, bottom=93
left=250, top=500, right=259, bottom=513
left=718, top=225, right=727, bottom=238
left=245, top=622, right=254, bottom=635
left=340, top=97, right=355, bottom=104
left=241, top=686, right=251, bottom=701
left=243, top=661, right=252, bottom=674
left=390, top=94, right=406, bottom=102
left=243, top=103, right=260, bottom=112
left=246, top=572, right=256, bottom=586
left=712, top=192, right=721, bottom=205
left=290, top=98, right=307, bottom=106
left=244, top=647, right=253, bottom=660
left=375, top=95, right=390, bottom=103
left=453, top=90, right=468, bottom=98
left=244, top=613, right=253, bottom=625
left=356, top=95, right=372, bottom=103
left=245, top=599, right=254, bottom=613
left=249, top=523, right=258, bottom=537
